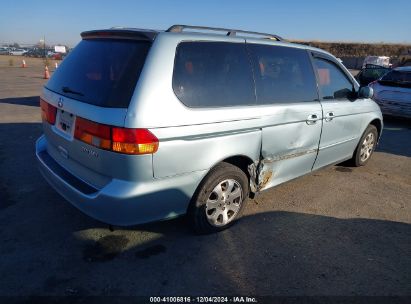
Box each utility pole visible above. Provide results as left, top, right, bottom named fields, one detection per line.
left=40, top=36, right=46, bottom=58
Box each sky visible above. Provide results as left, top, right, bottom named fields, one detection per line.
left=1, top=0, right=410, bottom=47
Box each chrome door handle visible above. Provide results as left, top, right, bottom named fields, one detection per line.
left=306, top=114, right=319, bottom=125
left=325, top=112, right=335, bottom=122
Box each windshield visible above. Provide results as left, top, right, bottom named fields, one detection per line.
left=379, top=70, right=411, bottom=88
left=361, top=67, right=389, bottom=79
left=45, top=39, right=151, bottom=108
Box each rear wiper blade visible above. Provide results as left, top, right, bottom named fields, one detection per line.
left=62, top=86, right=84, bottom=96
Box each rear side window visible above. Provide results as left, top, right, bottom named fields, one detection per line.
left=173, top=42, right=255, bottom=107
left=46, top=39, right=151, bottom=108
left=247, top=44, right=318, bottom=104
left=313, top=57, right=354, bottom=100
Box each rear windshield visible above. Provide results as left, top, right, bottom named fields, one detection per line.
left=361, top=67, right=389, bottom=79
left=45, top=39, right=151, bottom=108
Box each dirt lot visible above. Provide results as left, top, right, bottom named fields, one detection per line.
left=0, top=55, right=410, bottom=297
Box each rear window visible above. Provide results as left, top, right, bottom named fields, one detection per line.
left=361, top=67, right=390, bottom=80
left=45, top=39, right=151, bottom=108
left=172, top=42, right=256, bottom=108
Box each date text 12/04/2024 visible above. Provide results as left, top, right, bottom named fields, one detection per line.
left=149, top=297, right=258, bottom=303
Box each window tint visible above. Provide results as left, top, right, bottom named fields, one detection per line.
left=361, top=67, right=389, bottom=79
left=46, top=39, right=151, bottom=108
left=248, top=44, right=318, bottom=104
left=173, top=42, right=255, bottom=107
left=313, top=57, right=354, bottom=100
left=357, top=67, right=390, bottom=86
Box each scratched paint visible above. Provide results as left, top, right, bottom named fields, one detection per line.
left=248, top=149, right=317, bottom=192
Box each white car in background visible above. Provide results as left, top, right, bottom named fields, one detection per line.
left=362, top=56, right=391, bottom=68
left=9, top=49, right=27, bottom=56
left=369, top=66, right=411, bottom=119
left=0, top=47, right=10, bottom=55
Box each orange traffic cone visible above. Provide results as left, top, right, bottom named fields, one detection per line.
left=44, top=66, right=50, bottom=79
left=21, top=60, right=27, bottom=68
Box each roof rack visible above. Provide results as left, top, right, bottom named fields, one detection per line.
left=166, top=25, right=283, bottom=41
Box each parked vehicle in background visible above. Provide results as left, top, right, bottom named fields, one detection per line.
left=24, top=48, right=45, bottom=58
left=47, top=51, right=55, bottom=57
left=9, top=49, right=27, bottom=55
left=398, top=54, right=411, bottom=67
left=36, top=25, right=383, bottom=234
left=362, top=56, right=391, bottom=68
left=51, top=53, right=60, bottom=60
left=369, top=66, right=411, bottom=119
left=51, top=52, right=66, bottom=60
left=355, top=64, right=391, bottom=86
left=0, top=47, right=10, bottom=55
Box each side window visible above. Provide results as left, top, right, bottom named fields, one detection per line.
left=172, top=42, right=255, bottom=108
left=248, top=44, right=318, bottom=104
left=313, top=57, right=354, bottom=100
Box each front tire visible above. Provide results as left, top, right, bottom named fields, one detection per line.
left=351, top=124, right=378, bottom=167
left=189, top=162, right=249, bottom=234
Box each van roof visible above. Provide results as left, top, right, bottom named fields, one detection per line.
left=166, top=24, right=284, bottom=41
left=81, top=25, right=333, bottom=58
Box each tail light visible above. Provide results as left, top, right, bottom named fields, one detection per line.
left=40, top=98, right=57, bottom=124
left=112, top=128, right=159, bottom=154
left=74, top=117, right=159, bottom=155
left=74, top=117, right=112, bottom=150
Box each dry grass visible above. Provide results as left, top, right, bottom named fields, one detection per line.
left=292, top=40, right=411, bottom=57
left=0, top=55, right=60, bottom=68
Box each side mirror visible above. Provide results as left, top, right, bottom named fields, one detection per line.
left=358, top=86, right=373, bottom=99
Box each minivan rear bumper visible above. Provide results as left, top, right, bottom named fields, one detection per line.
left=36, top=135, right=204, bottom=225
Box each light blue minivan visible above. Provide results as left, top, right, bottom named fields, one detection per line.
left=36, top=25, right=382, bottom=233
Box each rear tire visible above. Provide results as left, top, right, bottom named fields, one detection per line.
left=188, top=162, right=249, bottom=234
left=351, top=125, right=378, bottom=167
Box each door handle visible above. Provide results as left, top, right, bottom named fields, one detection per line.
left=306, top=114, right=319, bottom=125
left=325, top=112, right=335, bottom=122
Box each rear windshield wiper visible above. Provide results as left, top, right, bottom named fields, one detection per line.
left=62, top=86, right=84, bottom=96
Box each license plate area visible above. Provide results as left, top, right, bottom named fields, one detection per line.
left=55, top=109, right=76, bottom=139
